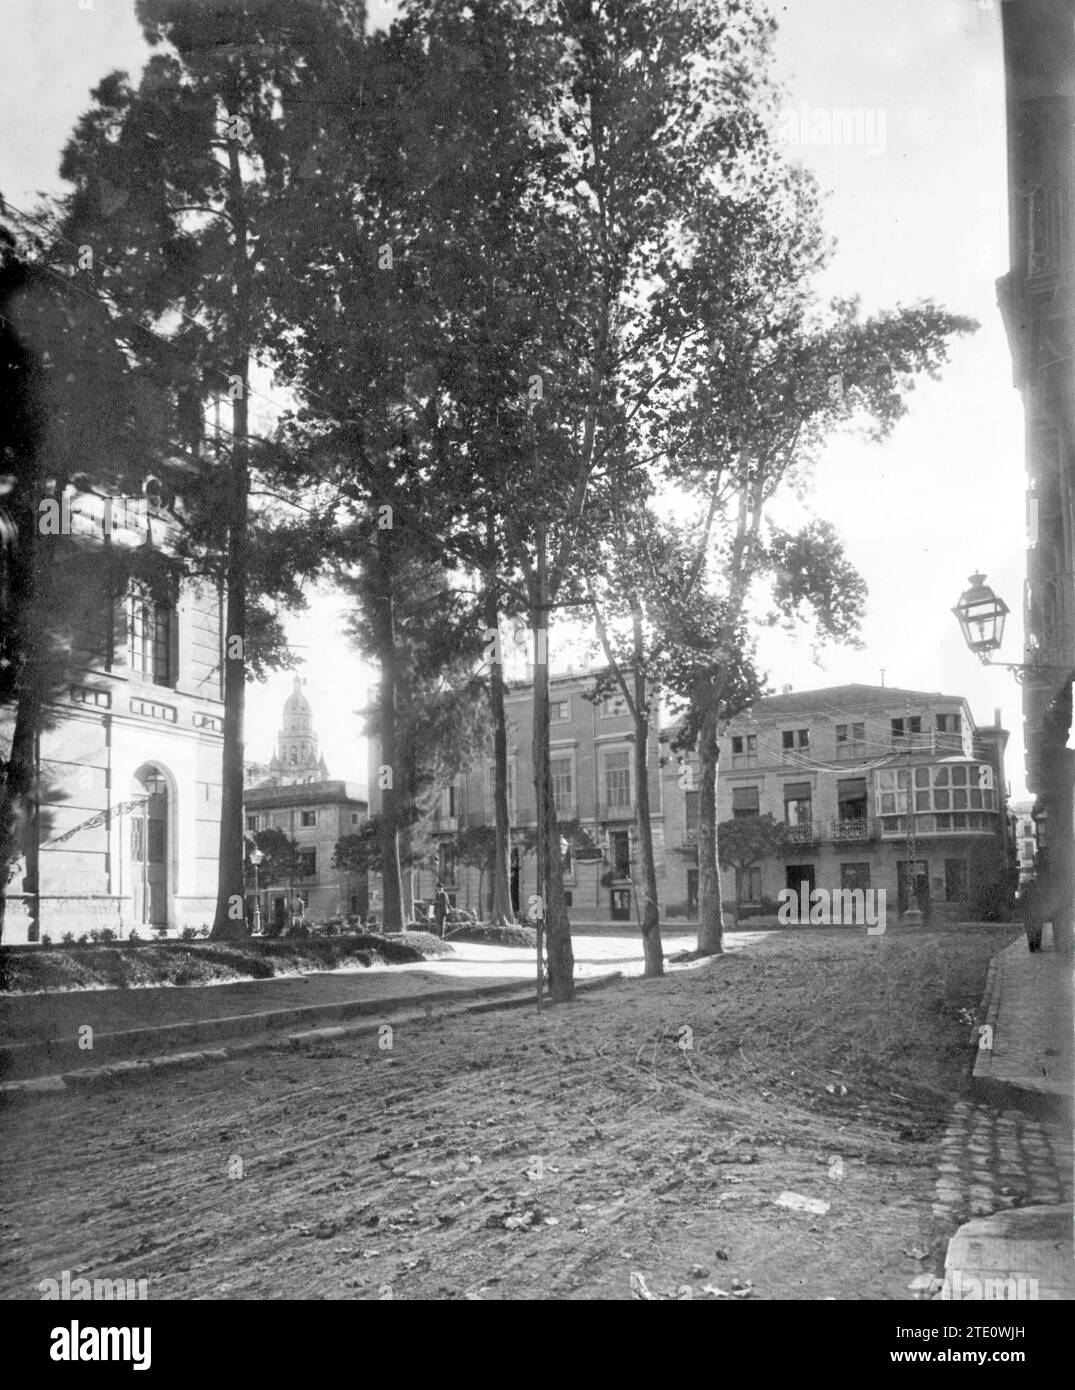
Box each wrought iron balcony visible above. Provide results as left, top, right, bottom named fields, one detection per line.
left=830, top=818, right=872, bottom=842
left=602, top=801, right=635, bottom=821
left=784, top=822, right=818, bottom=844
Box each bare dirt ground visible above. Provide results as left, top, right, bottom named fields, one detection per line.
left=0, top=924, right=1015, bottom=1301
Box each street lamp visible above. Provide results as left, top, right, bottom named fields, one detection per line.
left=249, top=846, right=263, bottom=935
left=952, top=573, right=1069, bottom=683
left=952, top=573, right=1009, bottom=660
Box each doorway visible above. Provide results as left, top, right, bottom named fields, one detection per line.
left=131, top=765, right=169, bottom=927
left=610, top=887, right=631, bottom=921
left=785, top=863, right=816, bottom=895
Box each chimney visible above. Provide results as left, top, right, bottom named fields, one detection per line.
left=994, top=706, right=1002, bottom=727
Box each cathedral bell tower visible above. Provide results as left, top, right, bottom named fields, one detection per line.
left=267, top=677, right=330, bottom=785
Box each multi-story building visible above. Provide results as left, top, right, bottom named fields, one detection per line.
left=2, top=483, right=225, bottom=941
left=243, top=680, right=367, bottom=926
left=996, top=0, right=1074, bottom=926
left=389, top=670, right=666, bottom=924
left=666, top=685, right=1013, bottom=922
left=1011, top=799, right=1038, bottom=883
left=399, top=676, right=1012, bottom=927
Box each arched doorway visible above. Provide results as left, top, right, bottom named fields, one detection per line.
left=131, top=765, right=169, bottom=928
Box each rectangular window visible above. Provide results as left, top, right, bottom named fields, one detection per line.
left=297, top=848, right=316, bottom=878
left=731, top=734, right=757, bottom=755
left=550, top=699, right=570, bottom=722
left=936, top=713, right=962, bottom=733
left=246, top=815, right=259, bottom=832
left=784, top=781, right=812, bottom=829
left=438, top=842, right=456, bottom=884
left=782, top=729, right=809, bottom=751
left=735, top=866, right=761, bottom=904
left=601, top=693, right=628, bottom=717
left=731, top=785, right=760, bottom=818
left=351, top=812, right=361, bottom=825
left=605, top=750, right=631, bottom=808
left=128, top=586, right=172, bottom=685
left=891, top=716, right=922, bottom=742
left=300, top=810, right=316, bottom=827
left=684, top=789, right=700, bottom=834
left=835, top=722, right=865, bottom=756
left=551, top=756, right=574, bottom=816
left=609, top=830, right=631, bottom=878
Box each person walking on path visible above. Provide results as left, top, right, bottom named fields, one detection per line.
left=434, top=883, right=450, bottom=938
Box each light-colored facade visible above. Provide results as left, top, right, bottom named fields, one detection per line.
left=2, top=487, right=225, bottom=941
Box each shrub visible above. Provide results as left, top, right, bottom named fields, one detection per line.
left=99, top=927, right=117, bottom=943
left=128, top=929, right=141, bottom=944
left=88, top=929, right=103, bottom=943
left=180, top=926, right=199, bottom=941
left=40, top=933, right=52, bottom=947
left=61, top=931, right=75, bottom=946
left=153, top=924, right=169, bottom=938
left=77, top=933, right=91, bottom=944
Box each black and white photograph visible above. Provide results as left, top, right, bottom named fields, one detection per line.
left=0, top=0, right=1072, bottom=1341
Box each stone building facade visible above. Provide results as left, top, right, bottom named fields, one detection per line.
left=2, top=486, right=224, bottom=941
left=666, top=685, right=1013, bottom=923
left=398, top=677, right=1012, bottom=927
left=997, top=0, right=1075, bottom=934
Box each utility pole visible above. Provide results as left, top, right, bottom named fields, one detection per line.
left=904, top=698, right=923, bottom=924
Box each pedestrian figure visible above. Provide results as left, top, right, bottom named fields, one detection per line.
left=1021, top=876, right=1043, bottom=953
left=434, top=882, right=450, bottom=938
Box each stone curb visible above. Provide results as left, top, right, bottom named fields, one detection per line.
left=971, top=943, right=1070, bottom=1121
left=0, top=974, right=545, bottom=1081
left=0, top=972, right=623, bottom=1101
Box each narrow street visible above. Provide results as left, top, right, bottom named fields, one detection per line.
left=0, top=926, right=1024, bottom=1300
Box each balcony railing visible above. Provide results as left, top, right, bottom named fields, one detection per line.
left=784, top=822, right=818, bottom=844
left=830, top=818, right=872, bottom=842
left=602, top=801, right=635, bottom=820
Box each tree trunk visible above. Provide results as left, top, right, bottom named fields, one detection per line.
left=696, top=702, right=724, bottom=955
left=631, top=611, right=663, bottom=976
left=211, top=114, right=252, bottom=941
left=376, top=525, right=406, bottom=934
left=531, top=532, right=573, bottom=1001
left=484, top=515, right=514, bottom=925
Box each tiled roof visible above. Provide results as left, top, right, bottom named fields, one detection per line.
left=739, top=683, right=969, bottom=719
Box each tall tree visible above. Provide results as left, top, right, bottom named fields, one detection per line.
left=55, top=0, right=366, bottom=940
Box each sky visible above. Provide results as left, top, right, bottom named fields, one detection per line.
left=0, top=0, right=1032, bottom=797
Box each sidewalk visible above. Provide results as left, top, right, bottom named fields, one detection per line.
left=973, top=932, right=1074, bottom=1120
left=937, top=932, right=1074, bottom=1301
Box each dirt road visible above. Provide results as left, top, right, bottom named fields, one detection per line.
left=0, top=926, right=1013, bottom=1300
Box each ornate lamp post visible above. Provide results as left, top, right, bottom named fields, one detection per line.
left=951, top=572, right=1068, bottom=682
left=249, top=846, right=263, bottom=935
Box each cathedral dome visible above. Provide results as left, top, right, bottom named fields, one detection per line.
left=284, top=676, right=310, bottom=714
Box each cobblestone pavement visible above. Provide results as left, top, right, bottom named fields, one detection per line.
left=932, top=1100, right=1073, bottom=1226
